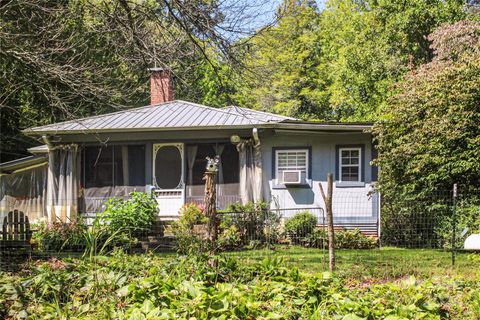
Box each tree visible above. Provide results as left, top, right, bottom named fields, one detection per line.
left=238, top=0, right=466, bottom=121
left=237, top=0, right=329, bottom=119
left=372, top=20, right=480, bottom=246
left=373, top=19, right=480, bottom=195
left=0, top=0, right=272, bottom=162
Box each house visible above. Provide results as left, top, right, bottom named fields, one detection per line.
left=0, top=69, right=379, bottom=235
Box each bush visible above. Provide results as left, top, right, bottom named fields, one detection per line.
left=220, top=201, right=281, bottom=246
left=336, top=229, right=378, bottom=249
left=284, top=211, right=317, bottom=243
left=33, top=220, right=87, bottom=252
left=98, top=192, right=158, bottom=236
left=172, top=203, right=209, bottom=254
left=176, top=203, right=207, bottom=229
left=303, top=228, right=377, bottom=249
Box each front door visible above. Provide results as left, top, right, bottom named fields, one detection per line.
left=152, top=143, right=185, bottom=216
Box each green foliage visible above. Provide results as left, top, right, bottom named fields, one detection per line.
left=373, top=20, right=480, bottom=246
left=176, top=203, right=208, bottom=229
left=238, top=0, right=466, bottom=121
left=284, top=210, right=317, bottom=242
left=221, top=201, right=281, bottom=246
left=98, top=192, right=158, bottom=236
left=33, top=220, right=87, bottom=252
left=172, top=203, right=209, bottom=254
left=304, top=228, right=378, bottom=249
left=1, top=253, right=479, bottom=319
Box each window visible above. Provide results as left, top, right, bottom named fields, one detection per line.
left=339, top=147, right=361, bottom=182
left=275, top=149, right=309, bottom=185
left=82, top=145, right=146, bottom=188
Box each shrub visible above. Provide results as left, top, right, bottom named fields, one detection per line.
left=335, top=229, right=378, bottom=249
left=217, top=225, right=241, bottom=250
left=33, top=220, right=87, bottom=252
left=98, top=192, right=158, bottom=236
left=172, top=203, right=209, bottom=254
left=284, top=211, right=317, bottom=243
left=176, top=203, right=207, bottom=229
left=303, top=228, right=377, bottom=249
left=220, top=201, right=281, bottom=246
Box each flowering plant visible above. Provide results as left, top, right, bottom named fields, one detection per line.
left=33, top=220, right=87, bottom=251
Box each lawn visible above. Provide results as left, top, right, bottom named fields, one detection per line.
left=225, top=246, right=478, bottom=280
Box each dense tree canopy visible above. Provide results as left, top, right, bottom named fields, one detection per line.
left=373, top=20, right=480, bottom=195
left=238, top=0, right=467, bottom=120
left=0, top=0, right=477, bottom=163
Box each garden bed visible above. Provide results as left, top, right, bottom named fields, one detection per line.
left=1, top=249, right=479, bottom=319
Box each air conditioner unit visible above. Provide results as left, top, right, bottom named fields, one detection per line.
left=282, top=170, right=302, bottom=184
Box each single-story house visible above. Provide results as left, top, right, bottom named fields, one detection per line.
left=0, top=69, right=380, bottom=235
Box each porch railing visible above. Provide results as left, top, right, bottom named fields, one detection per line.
left=185, top=195, right=242, bottom=210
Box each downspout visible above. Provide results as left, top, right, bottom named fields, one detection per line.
left=252, top=127, right=263, bottom=204
left=252, top=127, right=260, bottom=147
left=42, top=135, right=53, bottom=150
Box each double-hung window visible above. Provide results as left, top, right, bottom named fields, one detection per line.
left=275, top=149, right=309, bottom=185
left=339, top=147, right=361, bottom=182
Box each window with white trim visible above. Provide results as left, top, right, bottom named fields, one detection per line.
left=275, top=149, right=309, bottom=184
left=339, top=147, right=361, bottom=182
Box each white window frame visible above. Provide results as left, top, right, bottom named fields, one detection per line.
left=275, top=148, right=309, bottom=185
left=339, top=147, right=362, bottom=183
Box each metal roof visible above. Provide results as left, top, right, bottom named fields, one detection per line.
left=24, top=100, right=294, bottom=135
left=23, top=100, right=371, bottom=135
left=0, top=155, right=48, bottom=174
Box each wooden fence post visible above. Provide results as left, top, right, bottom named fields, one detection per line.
left=319, top=173, right=335, bottom=272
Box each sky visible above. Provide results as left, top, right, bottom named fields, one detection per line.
left=219, top=0, right=326, bottom=39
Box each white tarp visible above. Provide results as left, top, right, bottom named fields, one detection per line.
left=46, top=144, right=79, bottom=222
left=237, top=139, right=263, bottom=204
left=0, top=164, right=47, bottom=223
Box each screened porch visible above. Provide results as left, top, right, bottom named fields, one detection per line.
left=79, top=142, right=241, bottom=216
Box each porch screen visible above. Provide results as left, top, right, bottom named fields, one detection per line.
left=186, top=143, right=239, bottom=208
left=80, top=145, right=146, bottom=214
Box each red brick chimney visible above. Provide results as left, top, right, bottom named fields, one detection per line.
left=149, top=68, right=174, bottom=105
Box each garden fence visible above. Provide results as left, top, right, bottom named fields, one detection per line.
left=1, top=188, right=478, bottom=273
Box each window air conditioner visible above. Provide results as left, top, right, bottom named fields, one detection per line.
left=282, top=170, right=302, bottom=184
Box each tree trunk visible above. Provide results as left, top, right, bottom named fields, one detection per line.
left=203, top=171, right=217, bottom=253
left=319, top=173, right=335, bottom=272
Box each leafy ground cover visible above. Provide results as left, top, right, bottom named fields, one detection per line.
left=1, top=248, right=479, bottom=319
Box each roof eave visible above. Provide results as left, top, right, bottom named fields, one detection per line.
left=22, top=123, right=273, bottom=136
left=0, top=155, right=48, bottom=174
left=23, top=121, right=372, bottom=136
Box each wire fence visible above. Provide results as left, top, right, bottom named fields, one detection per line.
left=1, top=188, right=479, bottom=274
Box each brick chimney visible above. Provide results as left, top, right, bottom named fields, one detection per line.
left=149, top=68, right=174, bottom=105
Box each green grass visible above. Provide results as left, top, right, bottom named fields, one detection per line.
left=223, top=246, right=478, bottom=280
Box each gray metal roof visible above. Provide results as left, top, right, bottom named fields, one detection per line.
left=23, top=99, right=372, bottom=135
left=24, top=100, right=294, bottom=135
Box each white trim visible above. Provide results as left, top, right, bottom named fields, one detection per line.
left=339, top=147, right=362, bottom=183
left=275, top=148, right=309, bottom=185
